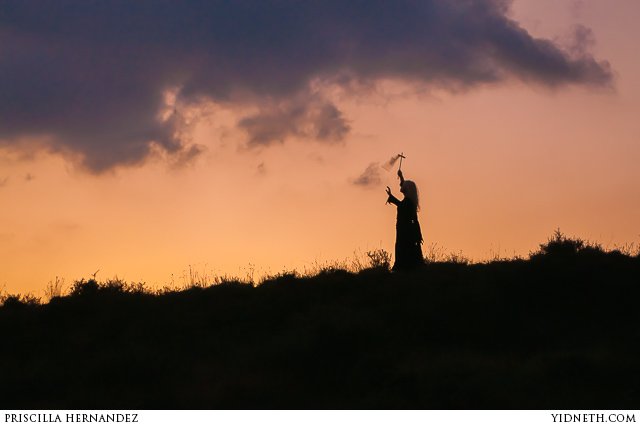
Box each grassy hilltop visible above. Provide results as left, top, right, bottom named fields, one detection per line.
left=1, top=232, right=639, bottom=409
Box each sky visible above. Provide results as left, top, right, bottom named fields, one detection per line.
left=1, top=0, right=639, bottom=295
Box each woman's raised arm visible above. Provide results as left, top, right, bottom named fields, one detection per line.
left=386, top=186, right=401, bottom=206
left=398, top=169, right=405, bottom=185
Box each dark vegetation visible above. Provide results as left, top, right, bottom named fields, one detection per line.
left=1, top=231, right=639, bottom=408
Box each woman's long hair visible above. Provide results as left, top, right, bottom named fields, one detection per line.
left=401, top=180, right=420, bottom=210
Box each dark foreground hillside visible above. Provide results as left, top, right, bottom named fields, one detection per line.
left=2, top=238, right=639, bottom=408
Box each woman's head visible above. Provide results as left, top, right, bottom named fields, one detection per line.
left=400, top=180, right=419, bottom=209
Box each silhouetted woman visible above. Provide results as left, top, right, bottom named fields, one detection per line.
left=386, top=170, right=424, bottom=271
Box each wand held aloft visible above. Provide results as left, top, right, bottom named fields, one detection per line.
left=398, top=152, right=406, bottom=174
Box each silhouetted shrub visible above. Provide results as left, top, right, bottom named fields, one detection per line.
left=1, top=295, right=25, bottom=308
left=531, top=229, right=603, bottom=259
left=541, top=229, right=583, bottom=255
left=0, top=293, right=40, bottom=308
left=366, top=249, right=392, bottom=270
left=99, top=279, right=148, bottom=294
left=69, top=279, right=100, bottom=297
left=100, top=279, right=126, bottom=294
left=260, top=271, right=299, bottom=287
left=63, top=278, right=150, bottom=299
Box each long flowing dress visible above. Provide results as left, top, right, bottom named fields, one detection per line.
left=387, top=194, right=424, bottom=270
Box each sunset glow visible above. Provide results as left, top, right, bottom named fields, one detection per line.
left=1, top=1, right=639, bottom=295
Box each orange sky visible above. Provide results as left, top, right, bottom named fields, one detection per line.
left=1, top=0, right=639, bottom=295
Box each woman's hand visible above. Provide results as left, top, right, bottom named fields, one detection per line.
left=397, top=169, right=403, bottom=178
left=386, top=186, right=392, bottom=196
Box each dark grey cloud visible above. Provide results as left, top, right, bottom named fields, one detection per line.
left=0, top=0, right=613, bottom=172
left=167, top=143, right=206, bottom=170
left=353, top=163, right=382, bottom=187
left=238, top=96, right=350, bottom=147
left=565, top=25, right=597, bottom=57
